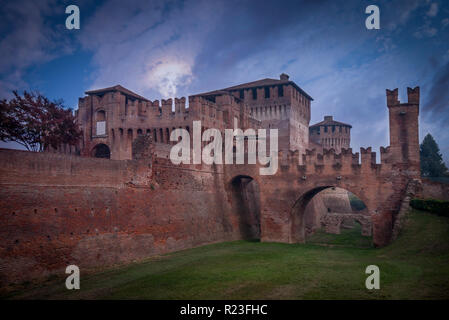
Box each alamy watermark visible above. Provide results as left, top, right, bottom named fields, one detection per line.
left=365, top=265, right=380, bottom=289
left=65, top=5, right=80, bottom=30
left=168, top=119, right=279, bottom=175
left=365, top=5, right=380, bottom=30
left=65, top=265, right=80, bottom=290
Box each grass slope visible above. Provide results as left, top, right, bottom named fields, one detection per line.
left=3, top=209, right=449, bottom=300
left=306, top=222, right=373, bottom=248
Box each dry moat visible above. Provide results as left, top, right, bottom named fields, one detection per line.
left=2, top=209, right=448, bottom=300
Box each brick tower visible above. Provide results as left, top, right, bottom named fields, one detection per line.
left=386, top=87, right=420, bottom=178
left=309, top=115, right=351, bottom=153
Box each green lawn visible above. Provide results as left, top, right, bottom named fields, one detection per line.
left=306, top=222, right=373, bottom=248
left=3, top=209, right=449, bottom=300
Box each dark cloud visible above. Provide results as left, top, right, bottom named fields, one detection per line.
left=0, top=0, right=449, bottom=163
left=425, top=61, right=449, bottom=115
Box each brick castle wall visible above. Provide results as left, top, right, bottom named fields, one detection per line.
left=0, top=149, right=245, bottom=286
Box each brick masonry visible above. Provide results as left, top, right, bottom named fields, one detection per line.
left=0, top=86, right=434, bottom=287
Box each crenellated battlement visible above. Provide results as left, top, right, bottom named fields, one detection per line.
left=79, top=88, right=232, bottom=122
left=386, top=86, right=420, bottom=107
left=275, top=146, right=393, bottom=175
left=407, top=86, right=419, bottom=105
left=386, top=88, right=399, bottom=107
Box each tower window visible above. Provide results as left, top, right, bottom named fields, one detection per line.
left=264, top=87, right=270, bottom=98
left=252, top=88, right=257, bottom=100
left=278, top=85, right=284, bottom=97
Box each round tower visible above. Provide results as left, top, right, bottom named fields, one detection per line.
left=309, top=115, right=351, bottom=153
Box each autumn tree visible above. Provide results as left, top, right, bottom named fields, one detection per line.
left=420, top=133, right=448, bottom=177
left=0, top=91, right=81, bottom=152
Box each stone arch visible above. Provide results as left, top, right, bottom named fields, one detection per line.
left=96, top=109, right=106, bottom=121
left=290, top=186, right=330, bottom=243
left=289, top=185, right=371, bottom=243
left=92, top=143, right=110, bottom=159
left=230, top=175, right=261, bottom=240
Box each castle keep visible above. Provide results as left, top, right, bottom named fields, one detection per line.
left=75, top=74, right=312, bottom=160
left=1, top=75, right=441, bottom=287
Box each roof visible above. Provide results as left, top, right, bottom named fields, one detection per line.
left=85, top=85, right=149, bottom=102
left=310, top=116, right=352, bottom=128
left=194, top=77, right=313, bottom=101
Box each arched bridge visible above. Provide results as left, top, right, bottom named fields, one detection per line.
left=222, top=87, right=421, bottom=247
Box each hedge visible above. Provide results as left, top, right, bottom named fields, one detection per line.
left=410, top=198, right=449, bottom=217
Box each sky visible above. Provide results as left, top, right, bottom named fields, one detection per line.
left=0, top=0, right=448, bottom=164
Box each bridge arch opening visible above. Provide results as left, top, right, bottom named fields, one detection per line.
left=230, top=175, right=261, bottom=240
left=92, top=143, right=111, bottom=159
left=291, top=186, right=372, bottom=246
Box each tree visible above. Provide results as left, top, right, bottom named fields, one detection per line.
left=0, top=91, right=81, bottom=152
left=420, top=133, right=448, bottom=177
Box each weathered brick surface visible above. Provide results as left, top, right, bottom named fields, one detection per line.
left=421, top=178, right=449, bottom=200
left=0, top=87, right=424, bottom=286
left=0, top=149, right=245, bottom=286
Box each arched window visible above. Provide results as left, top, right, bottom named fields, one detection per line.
left=92, top=144, right=110, bottom=159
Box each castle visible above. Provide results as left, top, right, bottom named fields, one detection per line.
left=2, top=75, right=447, bottom=287
left=74, top=74, right=317, bottom=160
left=74, top=75, right=353, bottom=233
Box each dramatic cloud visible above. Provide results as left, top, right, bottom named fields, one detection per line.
left=0, top=0, right=73, bottom=97
left=145, top=59, right=193, bottom=97
left=424, top=61, right=449, bottom=118
left=77, top=0, right=222, bottom=98
left=1, top=0, right=448, bottom=163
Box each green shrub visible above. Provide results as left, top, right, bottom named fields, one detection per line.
left=410, top=198, right=449, bottom=217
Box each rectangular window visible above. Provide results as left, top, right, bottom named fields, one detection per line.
left=278, top=85, right=284, bottom=97
left=96, top=121, right=106, bottom=135
left=264, top=87, right=270, bottom=98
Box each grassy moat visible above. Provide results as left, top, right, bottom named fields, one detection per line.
left=2, top=209, right=449, bottom=300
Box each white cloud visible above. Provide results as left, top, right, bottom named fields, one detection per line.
left=427, top=3, right=439, bottom=17
left=413, top=23, right=438, bottom=38
left=145, top=59, right=193, bottom=98
left=79, top=0, right=222, bottom=99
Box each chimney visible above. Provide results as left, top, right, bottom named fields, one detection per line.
left=324, top=116, right=333, bottom=121
left=280, top=73, right=289, bottom=81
